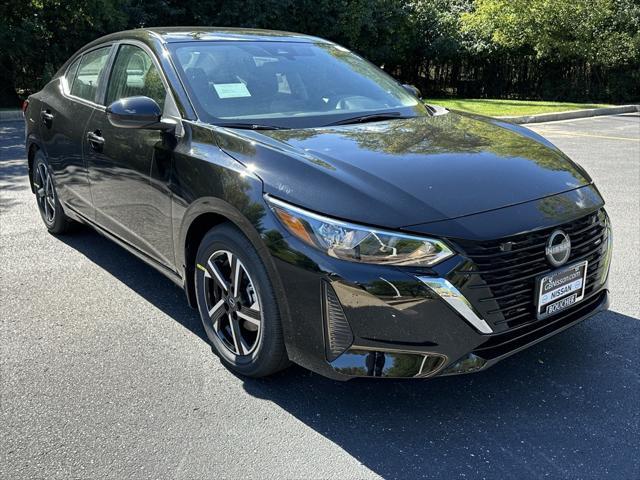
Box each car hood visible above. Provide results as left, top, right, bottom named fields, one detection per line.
left=213, top=111, right=591, bottom=229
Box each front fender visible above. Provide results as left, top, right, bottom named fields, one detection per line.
left=175, top=191, right=294, bottom=345
left=177, top=190, right=270, bottom=270
left=170, top=123, right=291, bottom=330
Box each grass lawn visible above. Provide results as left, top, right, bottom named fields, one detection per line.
left=424, top=98, right=612, bottom=117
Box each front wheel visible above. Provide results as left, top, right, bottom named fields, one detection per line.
left=194, top=224, right=289, bottom=377
left=32, top=151, right=73, bottom=234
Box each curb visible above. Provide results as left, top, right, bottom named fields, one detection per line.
left=0, top=110, right=23, bottom=122
left=499, top=105, right=639, bottom=124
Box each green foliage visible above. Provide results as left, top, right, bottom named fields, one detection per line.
left=0, top=0, right=130, bottom=105
left=0, top=0, right=638, bottom=106
left=462, top=0, right=640, bottom=67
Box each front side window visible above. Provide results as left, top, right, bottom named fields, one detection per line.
left=106, top=45, right=166, bottom=109
left=70, top=46, right=111, bottom=102
left=169, top=41, right=427, bottom=128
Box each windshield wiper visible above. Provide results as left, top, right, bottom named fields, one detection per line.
left=325, top=112, right=413, bottom=126
left=218, top=122, right=289, bottom=130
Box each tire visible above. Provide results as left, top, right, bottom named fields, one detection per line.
left=194, top=223, right=290, bottom=377
left=32, top=151, right=73, bottom=234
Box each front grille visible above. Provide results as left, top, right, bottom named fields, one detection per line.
left=473, top=291, right=607, bottom=359
left=452, top=209, right=610, bottom=332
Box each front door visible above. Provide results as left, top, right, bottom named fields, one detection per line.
left=84, top=43, right=175, bottom=268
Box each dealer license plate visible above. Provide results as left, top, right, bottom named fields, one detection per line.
left=536, top=260, right=588, bottom=319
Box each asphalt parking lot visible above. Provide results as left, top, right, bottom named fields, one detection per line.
left=1, top=113, right=638, bottom=479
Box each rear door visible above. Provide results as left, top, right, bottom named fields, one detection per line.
left=39, top=46, right=113, bottom=219
left=83, top=42, right=176, bottom=268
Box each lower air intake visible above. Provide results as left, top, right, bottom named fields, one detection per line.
left=323, top=281, right=354, bottom=362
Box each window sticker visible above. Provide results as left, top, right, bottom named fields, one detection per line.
left=213, top=83, right=251, bottom=99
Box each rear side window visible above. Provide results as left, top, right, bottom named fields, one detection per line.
left=105, top=45, right=166, bottom=109
left=63, top=57, right=81, bottom=94
left=70, top=46, right=111, bottom=103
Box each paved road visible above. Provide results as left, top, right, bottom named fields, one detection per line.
left=1, top=114, right=639, bottom=480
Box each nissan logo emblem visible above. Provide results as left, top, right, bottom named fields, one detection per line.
left=546, top=230, right=571, bottom=267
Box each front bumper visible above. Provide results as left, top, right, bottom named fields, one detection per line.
left=328, top=289, right=609, bottom=379
left=261, top=187, right=611, bottom=380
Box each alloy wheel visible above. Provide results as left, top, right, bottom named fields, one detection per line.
left=34, top=162, right=56, bottom=223
left=201, top=250, right=262, bottom=356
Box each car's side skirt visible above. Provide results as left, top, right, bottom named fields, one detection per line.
left=65, top=204, right=186, bottom=291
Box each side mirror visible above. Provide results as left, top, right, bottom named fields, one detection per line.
left=402, top=84, right=422, bottom=99
left=106, top=96, right=173, bottom=131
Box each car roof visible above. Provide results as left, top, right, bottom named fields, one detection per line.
left=88, top=27, right=331, bottom=46
left=61, top=27, right=333, bottom=80
left=149, top=27, right=330, bottom=43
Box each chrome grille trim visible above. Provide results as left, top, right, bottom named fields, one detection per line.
left=418, top=277, right=493, bottom=334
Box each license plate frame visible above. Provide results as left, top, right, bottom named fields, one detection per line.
left=536, top=260, right=588, bottom=320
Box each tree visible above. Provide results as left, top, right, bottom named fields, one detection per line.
left=0, top=0, right=638, bottom=106
left=461, top=0, right=640, bottom=68
left=0, top=0, right=130, bottom=106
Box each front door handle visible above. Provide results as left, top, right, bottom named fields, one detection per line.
left=87, top=130, right=105, bottom=151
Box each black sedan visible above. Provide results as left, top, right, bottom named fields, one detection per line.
left=24, top=28, right=612, bottom=379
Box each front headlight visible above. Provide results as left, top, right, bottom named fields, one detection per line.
left=266, top=196, right=454, bottom=267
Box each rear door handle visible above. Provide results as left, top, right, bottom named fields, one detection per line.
left=87, top=131, right=105, bottom=150
left=41, top=110, right=54, bottom=126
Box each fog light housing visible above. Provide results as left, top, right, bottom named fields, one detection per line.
left=441, top=353, right=487, bottom=375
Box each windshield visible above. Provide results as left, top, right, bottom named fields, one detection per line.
left=169, top=41, right=428, bottom=128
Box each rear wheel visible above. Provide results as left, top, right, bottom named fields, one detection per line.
left=32, top=151, right=73, bottom=234
left=195, top=224, right=289, bottom=377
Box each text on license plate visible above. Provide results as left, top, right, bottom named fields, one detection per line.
left=537, top=260, right=588, bottom=319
